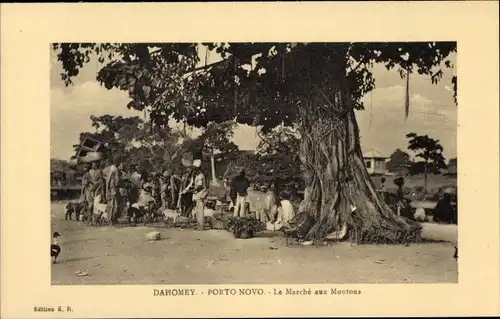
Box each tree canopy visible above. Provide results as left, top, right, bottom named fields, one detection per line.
left=406, top=133, right=447, bottom=181
left=387, top=148, right=412, bottom=172
left=53, top=42, right=457, bottom=134
left=406, top=133, right=446, bottom=169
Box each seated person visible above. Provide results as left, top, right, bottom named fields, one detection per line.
left=433, top=192, right=456, bottom=224
left=204, top=199, right=217, bottom=218
left=266, top=192, right=295, bottom=231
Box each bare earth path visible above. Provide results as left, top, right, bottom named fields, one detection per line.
left=51, top=203, right=457, bottom=285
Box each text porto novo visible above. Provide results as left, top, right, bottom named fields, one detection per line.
left=153, top=287, right=361, bottom=297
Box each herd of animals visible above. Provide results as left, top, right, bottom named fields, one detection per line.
left=63, top=188, right=176, bottom=226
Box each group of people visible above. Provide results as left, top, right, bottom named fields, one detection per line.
left=376, top=176, right=457, bottom=224
left=79, top=157, right=209, bottom=228
left=77, top=153, right=307, bottom=231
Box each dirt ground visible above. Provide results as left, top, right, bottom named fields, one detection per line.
left=51, top=201, right=457, bottom=285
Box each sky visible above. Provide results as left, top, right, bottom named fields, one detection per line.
left=50, top=45, right=457, bottom=162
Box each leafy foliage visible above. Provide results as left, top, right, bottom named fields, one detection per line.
left=406, top=133, right=447, bottom=173
left=51, top=159, right=80, bottom=185
left=177, top=121, right=239, bottom=182
left=386, top=148, right=412, bottom=172
left=223, top=151, right=261, bottom=182
left=53, top=42, right=457, bottom=134
left=408, top=161, right=441, bottom=176
left=74, top=114, right=183, bottom=172
left=198, top=121, right=239, bottom=157
left=255, top=126, right=302, bottom=187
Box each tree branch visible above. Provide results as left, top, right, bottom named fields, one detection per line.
left=347, top=56, right=368, bottom=75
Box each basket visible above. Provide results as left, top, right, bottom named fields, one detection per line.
left=212, top=218, right=226, bottom=230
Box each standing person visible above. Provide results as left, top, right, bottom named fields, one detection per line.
left=131, top=165, right=142, bottom=187
left=80, top=165, right=90, bottom=200
left=262, top=182, right=280, bottom=223
left=159, top=170, right=170, bottom=208
left=178, top=168, right=194, bottom=216
left=117, top=163, right=129, bottom=218
left=80, top=165, right=92, bottom=218
left=189, top=159, right=208, bottom=230
left=151, top=172, right=162, bottom=207
left=168, top=171, right=182, bottom=210
left=128, top=165, right=142, bottom=206
left=140, top=171, right=149, bottom=189
left=394, top=177, right=405, bottom=216
left=106, top=159, right=121, bottom=225
left=231, top=168, right=250, bottom=218
left=89, top=161, right=105, bottom=215
left=378, top=177, right=387, bottom=201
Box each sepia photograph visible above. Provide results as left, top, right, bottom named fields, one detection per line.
left=50, top=42, right=459, bottom=285
left=2, top=2, right=499, bottom=318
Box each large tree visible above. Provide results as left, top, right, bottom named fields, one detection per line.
left=53, top=42, right=457, bottom=243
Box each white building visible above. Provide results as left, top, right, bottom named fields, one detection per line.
left=363, top=149, right=388, bottom=175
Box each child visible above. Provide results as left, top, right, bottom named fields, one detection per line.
left=51, top=232, right=61, bottom=264
left=378, top=177, right=387, bottom=201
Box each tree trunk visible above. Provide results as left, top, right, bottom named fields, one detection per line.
left=424, top=161, right=428, bottom=191
left=210, top=153, right=218, bottom=186
left=297, top=66, right=421, bottom=244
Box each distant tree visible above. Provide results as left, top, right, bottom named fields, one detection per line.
left=387, top=149, right=412, bottom=172
left=406, top=133, right=447, bottom=189
left=182, top=121, right=239, bottom=185
left=51, top=158, right=79, bottom=185
left=74, top=115, right=182, bottom=172
left=408, top=161, right=439, bottom=176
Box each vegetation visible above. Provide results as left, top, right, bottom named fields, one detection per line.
left=406, top=133, right=447, bottom=189
left=54, top=42, right=457, bottom=244
left=386, top=149, right=412, bottom=172
left=192, top=121, right=239, bottom=185
left=225, top=215, right=266, bottom=238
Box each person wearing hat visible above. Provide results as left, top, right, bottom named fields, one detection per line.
left=230, top=168, right=250, bottom=218
left=181, top=159, right=208, bottom=230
